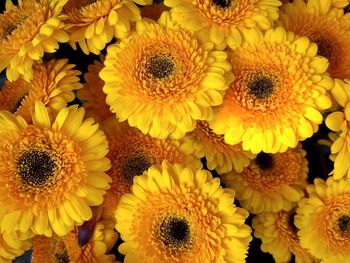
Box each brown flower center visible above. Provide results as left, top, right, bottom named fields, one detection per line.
left=54, top=248, right=69, bottom=263
left=315, top=38, right=332, bottom=60
left=121, top=154, right=152, bottom=184
left=255, top=152, right=275, bottom=170
left=81, top=0, right=98, bottom=7
left=17, top=148, right=58, bottom=187
left=212, top=0, right=232, bottom=8
left=248, top=75, right=275, bottom=100
left=338, top=215, right=350, bottom=233
left=160, top=216, right=191, bottom=248
left=147, top=55, right=175, bottom=79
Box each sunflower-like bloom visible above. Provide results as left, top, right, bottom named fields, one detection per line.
left=77, top=59, right=113, bottom=122
left=0, top=0, right=69, bottom=81
left=101, top=118, right=202, bottom=218
left=164, top=0, right=281, bottom=49
left=0, top=59, right=82, bottom=123
left=100, top=12, right=233, bottom=139
left=0, top=230, right=33, bottom=263
left=295, top=177, right=350, bottom=262
left=0, top=102, right=111, bottom=237
left=221, top=144, right=308, bottom=213
left=210, top=27, right=333, bottom=154
left=115, top=161, right=252, bottom=263
left=63, top=0, right=151, bottom=55
left=180, top=121, right=254, bottom=174
left=279, top=0, right=350, bottom=79
left=253, top=211, right=317, bottom=263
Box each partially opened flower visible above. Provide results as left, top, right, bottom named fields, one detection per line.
left=77, top=59, right=113, bottom=122
left=210, top=27, right=333, bottom=154
left=0, top=0, right=69, bottom=81
left=253, top=211, right=316, bottom=263
left=100, top=12, right=233, bottom=139
left=279, top=0, right=350, bottom=79
left=115, top=161, right=252, bottom=263
left=164, top=0, right=281, bottom=49
left=0, top=59, right=82, bottom=123
left=180, top=121, right=254, bottom=174
left=295, top=177, right=350, bottom=262
left=101, top=118, right=201, bottom=218
left=221, top=144, right=308, bottom=213
left=0, top=230, right=33, bottom=263
left=0, top=102, right=111, bottom=236
left=63, top=0, right=150, bottom=55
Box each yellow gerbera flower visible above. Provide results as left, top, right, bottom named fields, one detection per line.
left=210, top=27, right=333, bottom=154
left=164, top=0, right=281, bottom=49
left=63, top=0, right=151, bottom=55
left=0, top=230, right=33, bottom=263
left=0, top=59, right=82, bottom=123
left=325, top=79, right=350, bottom=180
left=295, top=177, right=350, bottom=262
left=221, top=144, right=308, bottom=213
left=0, top=0, right=69, bottom=81
left=100, top=12, right=233, bottom=139
left=279, top=0, right=350, bottom=79
left=253, top=210, right=317, bottom=263
left=101, top=117, right=202, bottom=218
left=77, top=59, right=113, bottom=122
left=0, top=102, right=111, bottom=237
left=115, top=161, right=252, bottom=263
left=180, top=121, right=254, bottom=174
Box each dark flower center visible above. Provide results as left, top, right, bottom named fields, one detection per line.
left=338, top=215, right=350, bottom=232
left=54, top=248, right=69, bottom=263
left=13, top=92, right=28, bottom=112
left=17, top=148, right=58, bottom=187
left=121, top=154, right=152, bottom=184
left=315, top=38, right=332, bottom=60
left=248, top=75, right=275, bottom=99
left=160, top=217, right=191, bottom=248
left=255, top=152, right=275, bottom=170
left=81, top=0, right=98, bottom=7
left=148, top=55, right=175, bottom=79
left=212, top=0, right=232, bottom=8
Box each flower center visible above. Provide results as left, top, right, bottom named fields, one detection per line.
left=212, top=0, right=232, bottom=8
left=147, top=55, right=175, bottom=79
left=81, top=0, right=98, bottom=7
left=54, top=248, right=69, bottom=263
left=13, top=92, right=28, bottom=112
left=338, top=215, right=350, bottom=233
left=255, top=152, right=275, bottom=170
left=315, top=38, right=332, bottom=60
left=17, top=148, right=58, bottom=187
left=121, top=154, right=152, bottom=184
left=160, top=216, right=191, bottom=248
left=248, top=75, right=275, bottom=99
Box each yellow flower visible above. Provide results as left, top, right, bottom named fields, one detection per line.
left=180, top=121, right=255, bottom=174
left=100, top=12, right=233, bottom=139
left=253, top=210, right=317, bottom=263
left=77, top=59, right=113, bottom=122
left=325, top=79, right=350, bottom=179
left=221, top=144, right=308, bottom=213
left=101, top=117, right=202, bottom=218
left=0, top=59, right=82, bottom=123
left=210, top=27, right=333, bottom=154
left=279, top=0, right=350, bottom=79
left=115, top=161, right=252, bottom=263
left=0, top=0, right=69, bottom=81
left=295, top=177, right=350, bottom=262
left=0, top=230, right=33, bottom=263
left=63, top=0, right=151, bottom=55
left=164, top=0, right=281, bottom=49
left=0, top=102, right=111, bottom=237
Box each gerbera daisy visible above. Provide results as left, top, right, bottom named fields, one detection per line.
left=0, top=59, right=82, bottom=123
left=180, top=121, right=254, bottom=174
left=325, top=79, right=350, bottom=179
left=115, top=161, right=252, bottom=263
left=77, top=59, right=113, bottom=122
left=210, top=27, right=333, bottom=154
left=279, top=0, right=350, bottom=79
left=0, top=0, right=69, bottom=81
left=100, top=12, right=233, bottom=139
left=101, top=117, right=202, bottom=218
left=295, top=177, right=350, bottom=262
left=0, top=102, right=111, bottom=237
left=63, top=0, right=151, bottom=55
left=221, top=144, right=308, bottom=214
left=164, top=0, right=281, bottom=49
left=253, top=210, right=316, bottom=263
left=0, top=230, right=33, bottom=263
